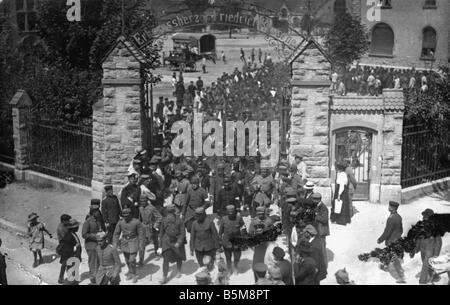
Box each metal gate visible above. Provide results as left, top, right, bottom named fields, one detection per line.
left=335, top=129, right=373, bottom=200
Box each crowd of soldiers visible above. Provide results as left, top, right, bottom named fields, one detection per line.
left=330, top=64, right=437, bottom=96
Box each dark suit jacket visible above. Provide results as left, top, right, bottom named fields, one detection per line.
left=60, top=232, right=82, bottom=263
left=378, top=212, right=403, bottom=246
left=314, top=202, right=330, bottom=237
left=102, top=195, right=121, bottom=224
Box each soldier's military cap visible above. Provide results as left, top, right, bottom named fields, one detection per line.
left=195, top=207, right=205, bottom=214
left=154, top=147, right=162, bottom=152
left=122, top=208, right=131, bottom=216
left=256, top=206, right=265, bottom=213
left=224, top=176, right=232, bottom=183
left=389, top=201, right=400, bottom=208
left=226, top=205, right=236, bottom=212
left=104, top=185, right=113, bottom=192
left=142, top=172, right=152, bottom=179
left=183, top=170, right=190, bottom=176
left=286, top=197, right=297, bottom=204
left=191, top=176, right=200, bottom=184
left=132, top=159, right=142, bottom=164
left=311, top=193, right=322, bottom=200
left=174, top=170, right=182, bottom=177
left=253, top=262, right=268, bottom=273
left=303, top=224, right=318, bottom=236
left=217, top=163, right=225, bottom=169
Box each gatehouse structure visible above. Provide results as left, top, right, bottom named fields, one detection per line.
left=289, top=39, right=404, bottom=204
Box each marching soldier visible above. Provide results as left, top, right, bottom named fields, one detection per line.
left=217, top=177, right=239, bottom=216
left=253, top=263, right=272, bottom=285
left=138, top=194, right=162, bottom=265
left=102, top=185, right=121, bottom=242
left=211, top=163, right=225, bottom=215
left=82, top=203, right=106, bottom=284
left=219, top=205, right=246, bottom=275
left=182, top=176, right=209, bottom=233
left=249, top=206, right=274, bottom=282
left=170, top=170, right=190, bottom=215
left=113, top=208, right=144, bottom=283
left=158, top=204, right=186, bottom=284
left=96, top=233, right=121, bottom=285
left=190, top=208, right=220, bottom=267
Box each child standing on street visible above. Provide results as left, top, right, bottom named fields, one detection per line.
left=27, top=213, right=52, bottom=268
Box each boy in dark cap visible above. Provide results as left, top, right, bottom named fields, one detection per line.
left=272, top=246, right=293, bottom=285
left=377, top=201, right=405, bottom=283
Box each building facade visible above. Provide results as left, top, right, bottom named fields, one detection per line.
left=354, top=0, right=450, bottom=67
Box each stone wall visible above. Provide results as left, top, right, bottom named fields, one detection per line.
left=92, top=39, right=145, bottom=198
left=290, top=42, right=333, bottom=204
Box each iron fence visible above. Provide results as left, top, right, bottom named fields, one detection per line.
left=401, top=124, right=450, bottom=188
left=27, top=119, right=93, bottom=186
left=0, top=104, right=14, bottom=164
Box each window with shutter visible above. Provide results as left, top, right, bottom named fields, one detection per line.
left=421, top=27, right=437, bottom=59
left=370, top=23, right=394, bottom=56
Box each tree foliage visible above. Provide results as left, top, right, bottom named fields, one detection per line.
left=324, top=12, right=369, bottom=70
left=405, top=67, right=450, bottom=136
left=1, top=0, right=159, bottom=125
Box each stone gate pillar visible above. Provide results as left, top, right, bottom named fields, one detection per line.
left=91, top=36, right=147, bottom=198
left=289, top=40, right=332, bottom=204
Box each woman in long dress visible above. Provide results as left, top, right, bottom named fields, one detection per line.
left=331, top=163, right=351, bottom=225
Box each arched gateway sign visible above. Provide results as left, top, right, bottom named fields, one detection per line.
left=129, top=4, right=307, bottom=63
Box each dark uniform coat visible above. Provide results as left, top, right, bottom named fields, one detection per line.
left=314, top=202, right=330, bottom=237
left=82, top=216, right=104, bottom=251
left=102, top=195, right=121, bottom=225
left=59, top=232, right=82, bottom=264
left=378, top=212, right=403, bottom=246
left=113, top=218, right=144, bottom=254
left=219, top=215, right=245, bottom=249
left=190, top=216, right=220, bottom=253
left=182, top=186, right=209, bottom=222
left=120, top=184, right=141, bottom=219
left=159, top=214, right=186, bottom=262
